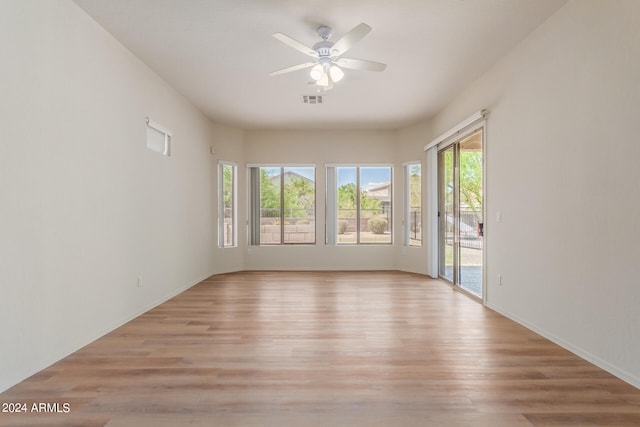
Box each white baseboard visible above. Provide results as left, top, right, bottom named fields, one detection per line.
left=1, top=271, right=214, bottom=393
left=487, top=302, right=640, bottom=389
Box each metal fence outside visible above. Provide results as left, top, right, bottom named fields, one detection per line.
left=459, top=209, right=483, bottom=250
left=409, top=207, right=421, bottom=242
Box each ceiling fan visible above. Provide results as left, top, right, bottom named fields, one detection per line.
left=269, top=23, right=386, bottom=91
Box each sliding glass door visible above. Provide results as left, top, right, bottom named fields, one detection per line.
left=438, top=129, right=484, bottom=298
left=438, top=146, right=455, bottom=283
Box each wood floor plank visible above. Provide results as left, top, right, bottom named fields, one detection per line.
left=1, top=271, right=639, bottom=426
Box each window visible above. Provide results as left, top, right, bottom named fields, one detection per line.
left=145, top=117, right=171, bottom=156
left=218, top=162, right=237, bottom=247
left=405, top=163, right=422, bottom=246
left=328, top=166, right=392, bottom=245
left=249, top=166, right=315, bottom=245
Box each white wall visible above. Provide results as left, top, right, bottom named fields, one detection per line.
left=429, top=0, right=640, bottom=386
left=0, top=0, right=243, bottom=392
left=243, top=130, right=399, bottom=271
left=394, top=121, right=434, bottom=275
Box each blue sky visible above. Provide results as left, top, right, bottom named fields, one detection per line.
left=338, top=167, right=391, bottom=189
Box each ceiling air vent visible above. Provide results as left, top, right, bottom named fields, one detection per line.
left=302, top=95, right=323, bottom=104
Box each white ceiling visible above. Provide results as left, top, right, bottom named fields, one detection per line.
left=73, top=0, right=566, bottom=130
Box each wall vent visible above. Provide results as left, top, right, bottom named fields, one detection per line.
left=302, top=95, right=323, bottom=104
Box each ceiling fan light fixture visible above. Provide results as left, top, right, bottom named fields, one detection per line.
left=329, top=65, right=344, bottom=82
left=310, top=64, right=324, bottom=81
left=316, top=73, right=330, bottom=87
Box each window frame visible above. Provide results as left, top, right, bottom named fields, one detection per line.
left=218, top=161, right=237, bottom=248
left=404, top=161, right=422, bottom=247
left=248, top=164, right=316, bottom=246
left=327, top=164, right=393, bottom=246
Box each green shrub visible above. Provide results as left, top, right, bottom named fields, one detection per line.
left=338, top=220, right=348, bottom=234
left=296, top=219, right=310, bottom=225
left=368, top=217, right=388, bottom=234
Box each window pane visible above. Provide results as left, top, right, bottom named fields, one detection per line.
left=360, top=167, right=391, bottom=244
left=260, top=167, right=281, bottom=244
left=408, top=164, right=421, bottom=246
left=283, top=167, right=315, bottom=244
left=337, top=167, right=357, bottom=244
left=222, top=164, right=235, bottom=247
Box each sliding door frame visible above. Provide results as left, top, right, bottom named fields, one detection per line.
left=436, top=122, right=487, bottom=303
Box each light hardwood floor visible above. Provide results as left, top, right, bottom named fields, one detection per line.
left=1, top=271, right=639, bottom=426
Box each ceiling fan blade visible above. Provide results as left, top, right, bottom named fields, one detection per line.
left=336, top=58, right=387, bottom=72
left=272, top=33, right=318, bottom=58
left=269, top=62, right=316, bottom=76
left=330, top=23, right=371, bottom=56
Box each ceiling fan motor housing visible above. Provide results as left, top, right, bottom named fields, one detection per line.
left=312, top=40, right=334, bottom=59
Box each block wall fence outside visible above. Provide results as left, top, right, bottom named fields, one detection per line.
left=259, top=224, right=316, bottom=244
